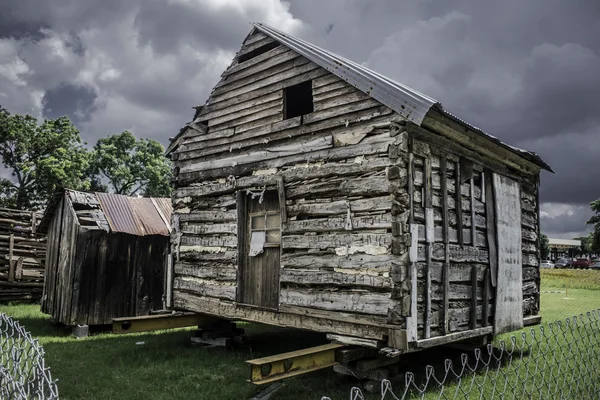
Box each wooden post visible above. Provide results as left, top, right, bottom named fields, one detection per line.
left=471, top=265, right=478, bottom=329
left=470, top=177, right=476, bottom=246
left=8, top=234, right=15, bottom=282
left=484, top=170, right=498, bottom=287
left=31, top=211, right=37, bottom=235
left=440, top=157, right=450, bottom=335
left=482, top=266, right=490, bottom=326
left=277, top=176, right=287, bottom=224
left=455, top=161, right=463, bottom=245
left=407, top=139, right=418, bottom=342
left=424, top=158, right=433, bottom=339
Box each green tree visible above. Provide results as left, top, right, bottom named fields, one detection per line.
left=587, top=199, right=600, bottom=254
left=90, top=131, right=171, bottom=197
left=0, top=107, right=90, bottom=210
left=540, top=233, right=550, bottom=259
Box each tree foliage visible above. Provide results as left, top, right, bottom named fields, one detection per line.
left=540, top=233, right=550, bottom=259
left=0, top=107, right=90, bottom=210
left=89, top=131, right=171, bottom=197
left=587, top=199, right=600, bottom=254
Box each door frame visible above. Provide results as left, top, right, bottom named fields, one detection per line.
left=235, top=190, right=282, bottom=310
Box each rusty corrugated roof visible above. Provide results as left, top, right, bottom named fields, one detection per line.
left=95, top=193, right=171, bottom=236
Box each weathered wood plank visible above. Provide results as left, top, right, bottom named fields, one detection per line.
left=285, top=214, right=392, bottom=234
left=173, top=277, right=236, bottom=301
left=174, top=263, right=237, bottom=281
left=287, top=196, right=391, bottom=217
left=417, top=244, right=489, bottom=263
left=280, top=288, right=390, bottom=316
left=175, top=210, right=236, bottom=222
left=280, top=270, right=392, bottom=288
left=179, top=135, right=333, bottom=173
left=180, top=234, right=237, bottom=248
left=282, top=233, right=392, bottom=251
left=281, top=253, right=392, bottom=271
left=286, top=176, right=390, bottom=199
left=493, top=173, right=523, bottom=334
left=180, top=223, right=237, bottom=235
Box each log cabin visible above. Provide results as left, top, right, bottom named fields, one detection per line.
left=38, top=189, right=172, bottom=326
left=166, top=23, right=552, bottom=351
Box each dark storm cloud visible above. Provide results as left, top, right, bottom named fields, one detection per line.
left=42, top=83, right=97, bottom=123
left=540, top=203, right=594, bottom=239
left=1, top=0, right=598, bottom=235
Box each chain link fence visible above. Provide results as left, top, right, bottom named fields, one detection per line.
left=323, top=309, right=600, bottom=400
left=0, top=313, right=59, bottom=399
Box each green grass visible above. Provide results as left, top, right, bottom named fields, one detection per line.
left=1, top=269, right=599, bottom=399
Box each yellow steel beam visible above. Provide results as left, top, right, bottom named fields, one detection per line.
left=246, top=343, right=345, bottom=385
left=112, top=312, right=219, bottom=334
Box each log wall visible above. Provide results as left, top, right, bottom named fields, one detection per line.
left=170, top=29, right=401, bottom=338
left=0, top=208, right=46, bottom=302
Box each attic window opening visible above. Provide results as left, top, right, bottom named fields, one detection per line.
left=284, top=81, right=313, bottom=120
left=237, top=42, right=280, bottom=63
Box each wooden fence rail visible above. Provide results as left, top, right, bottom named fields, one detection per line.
left=0, top=208, right=46, bottom=302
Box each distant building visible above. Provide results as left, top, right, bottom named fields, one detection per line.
left=548, top=238, right=581, bottom=260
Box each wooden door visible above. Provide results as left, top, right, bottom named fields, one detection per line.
left=238, top=190, right=281, bottom=309
left=492, top=173, right=523, bottom=334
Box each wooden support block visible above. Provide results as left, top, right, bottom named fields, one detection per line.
left=336, top=347, right=378, bottom=364
left=249, top=382, right=284, bottom=400
left=333, top=364, right=390, bottom=381
left=326, top=334, right=384, bottom=349
left=356, top=355, right=400, bottom=372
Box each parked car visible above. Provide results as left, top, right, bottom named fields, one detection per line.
left=540, top=260, right=554, bottom=269
left=572, top=258, right=591, bottom=269
left=554, top=258, right=573, bottom=268
left=591, top=261, right=600, bottom=270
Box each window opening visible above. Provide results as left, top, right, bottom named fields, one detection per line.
left=248, top=211, right=281, bottom=257
left=284, top=81, right=314, bottom=120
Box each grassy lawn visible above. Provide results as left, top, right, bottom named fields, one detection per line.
left=1, top=269, right=599, bottom=399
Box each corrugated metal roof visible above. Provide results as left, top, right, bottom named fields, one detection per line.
left=252, top=23, right=552, bottom=172
left=39, top=188, right=172, bottom=236
left=253, top=23, right=437, bottom=127
left=96, top=193, right=172, bottom=236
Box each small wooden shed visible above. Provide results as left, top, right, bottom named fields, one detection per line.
left=39, top=189, right=172, bottom=326
left=166, top=23, right=552, bottom=351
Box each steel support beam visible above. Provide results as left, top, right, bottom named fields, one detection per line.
left=112, top=312, right=219, bottom=334
left=246, top=343, right=345, bottom=385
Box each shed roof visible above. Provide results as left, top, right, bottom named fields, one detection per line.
left=39, top=189, right=172, bottom=236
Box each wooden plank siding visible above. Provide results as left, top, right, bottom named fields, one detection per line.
left=171, top=36, right=399, bottom=329
left=400, top=138, right=493, bottom=340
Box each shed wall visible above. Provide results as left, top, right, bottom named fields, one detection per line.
left=42, top=195, right=168, bottom=326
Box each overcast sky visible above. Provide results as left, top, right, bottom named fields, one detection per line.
left=1, top=0, right=598, bottom=238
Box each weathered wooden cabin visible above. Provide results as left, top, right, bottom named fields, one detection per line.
left=166, top=23, right=552, bottom=351
left=39, top=189, right=172, bottom=326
